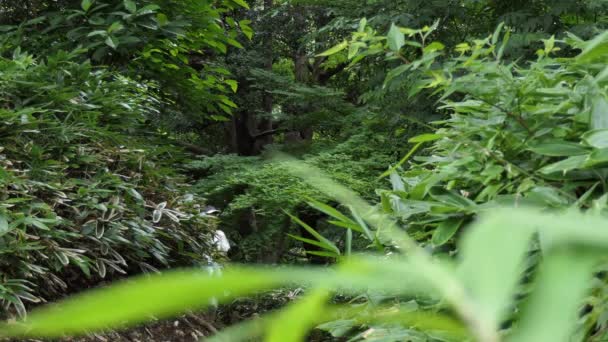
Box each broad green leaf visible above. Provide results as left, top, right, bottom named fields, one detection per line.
left=389, top=171, right=405, bottom=191
left=528, top=142, right=589, bottom=156
left=317, top=41, right=348, bottom=57
left=9, top=259, right=437, bottom=338
left=226, top=38, right=244, bottom=49
left=539, top=155, right=586, bottom=175
left=220, top=98, right=237, bottom=108
left=0, top=214, right=9, bottom=237
left=387, top=23, right=405, bottom=52
left=156, top=13, right=169, bottom=27
left=108, top=21, right=124, bottom=34
left=583, top=129, right=608, bottom=148
left=87, top=30, right=107, bottom=37
left=0, top=269, right=287, bottom=338
left=508, top=249, right=596, bottom=342
left=81, top=0, right=93, bottom=11
left=266, top=290, right=330, bottom=342
left=239, top=20, right=253, bottom=39
left=212, top=301, right=466, bottom=342
left=432, top=218, right=465, bottom=246
left=123, top=0, right=136, bottom=13
left=429, top=188, right=476, bottom=209
left=358, top=18, right=367, bottom=32
left=136, top=4, right=160, bottom=15
left=591, top=95, right=608, bottom=130
left=105, top=36, right=118, bottom=49
left=26, top=218, right=50, bottom=231
left=543, top=35, right=556, bottom=54
left=576, top=30, right=608, bottom=63
left=498, top=28, right=511, bottom=60
left=526, top=186, right=570, bottom=207
left=584, top=148, right=608, bottom=168
left=519, top=208, right=608, bottom=249
left=458, top=211, right=536, bottom=329
left=348, top=42, right=365, bottom=59
left=317, top=319, right=356, bottom=338
left=225, top=80, right=238, bottom=93
left=348, top=308, right=469, bottom=339
left=231, top=0, right=250, bottom=9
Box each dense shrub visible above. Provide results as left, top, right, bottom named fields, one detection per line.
left=307, top=22, right=608, bottom=341
left=0, top=49, right=217, bottom=317
left=187, top=133, right=399, bottom=262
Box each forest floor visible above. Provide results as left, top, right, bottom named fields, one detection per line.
left=13, top=313, right=223, bottom=342
left=1, top=284, right=330, bottom=341
left=60, top=313, right=223, bottom=342
left=12, top=291, right=297, bottom=342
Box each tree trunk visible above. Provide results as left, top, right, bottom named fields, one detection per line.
left=253, top=0, right=275, bottom=154
left=293, top=45, right=314, bottom=143
left=226, top=0, right=275, bottom=156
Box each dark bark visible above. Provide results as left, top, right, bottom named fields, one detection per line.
left=255, top=0, right=275, bottom=154
left=224, top=0, right=275, bottom=157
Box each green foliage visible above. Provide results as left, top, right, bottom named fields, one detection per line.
left=0, top=48, right=217, bottom=318
left=312, top=18, right=608, bottom=340
left=5, top=163, right=608, bottom=342
left=187, top=134, right=395, bottom=261
left=3, top=0, right=608, bottom=339
left=0, top=0, right=251, bottom=127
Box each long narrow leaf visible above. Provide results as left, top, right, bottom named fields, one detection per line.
left=508, top=249, right=596, bottom=342
left=286, top=212, right=340, bottom=255
left=305, top=197, right=357, bottom=225
left=287, top=234, right=339, bottom=254
left=266, top=289, right=330, bottom=342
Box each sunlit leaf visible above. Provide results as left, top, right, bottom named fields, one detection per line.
left=387, top=23, right=405, bottom=51
left=317, top=41, right=348, bottom=57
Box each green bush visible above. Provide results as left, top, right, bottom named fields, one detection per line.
left=311, top=20, right=608, bottom=340
left=3, top=163, right=608, bottom=342
left=0, top=0, right=251, bottom=127
left=0, top=48, right=217, bottom=317
left=187, top=133, right=398, bottom=262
